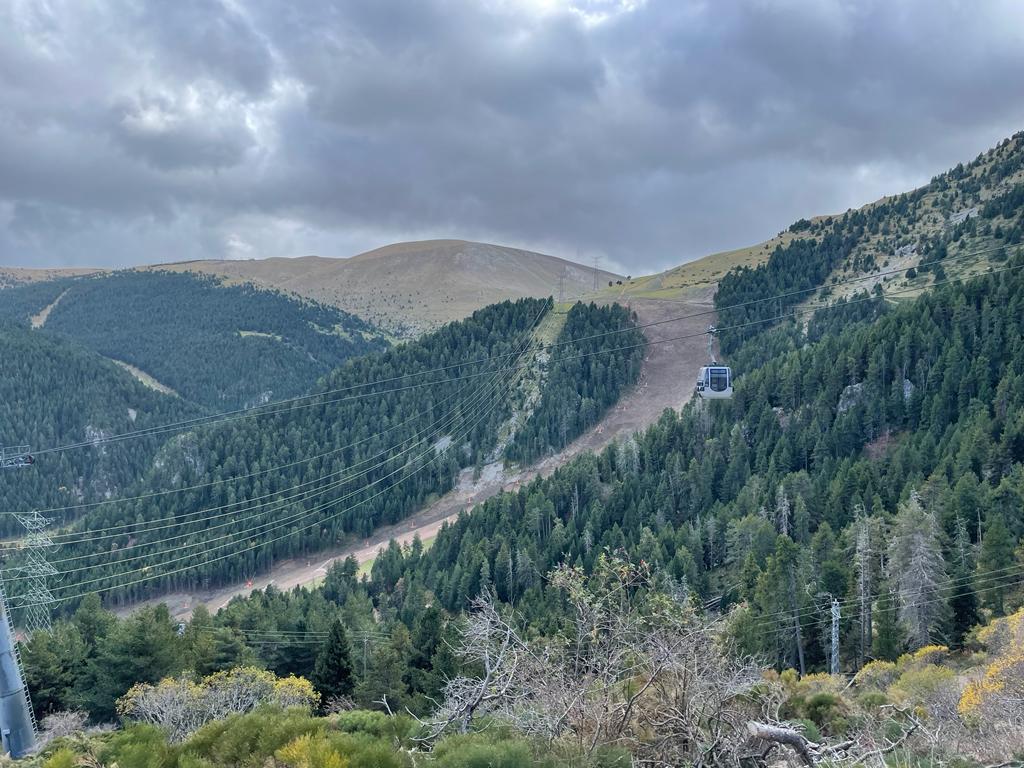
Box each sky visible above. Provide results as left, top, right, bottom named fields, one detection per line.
left=2, top=0, right=1023, bottom=274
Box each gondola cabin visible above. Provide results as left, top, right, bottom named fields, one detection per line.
left=696, top=365, right=733, bottom=399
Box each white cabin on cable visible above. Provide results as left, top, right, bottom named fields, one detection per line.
left=696, top=326, right=733, bottom=400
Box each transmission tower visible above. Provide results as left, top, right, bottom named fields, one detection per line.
left=10, top=511, right=56, bottom=636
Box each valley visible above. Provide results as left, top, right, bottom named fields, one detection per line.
left=130, top=294, right=713, bottom=620
left=2, top=129, right=1024, bottom=768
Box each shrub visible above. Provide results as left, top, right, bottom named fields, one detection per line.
left=854, top=660, right=899, bottom=691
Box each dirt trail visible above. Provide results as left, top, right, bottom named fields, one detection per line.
left=30, top=289, right=68, bottom=328
left=144, top=298, right=713, bottom=621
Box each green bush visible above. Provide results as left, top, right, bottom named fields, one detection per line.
left=432, top=733, right=549, bottom=768
left=183, top=708, right=323, bottom=767
left=333, top=708, right=415, bottom=742
left=42, top=748, right=78, bottom=768
left=100, top=724, right=180, bottom=768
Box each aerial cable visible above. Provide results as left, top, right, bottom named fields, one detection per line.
left=8, top=260, right=1023, bottom=562
left=742, top=566, right=1024, bottom=650
left=10, top=259, right=1024, bottom=601
left=16, top=347, right=536, bottom=608
left=5, top=301, right=548, bottom=577
left=3, top=300, right=554, bottom=544
left=10, top=304, right=548, bottom=602
left=21, top=241, right=1010, bottom=460
left=725, top=561, right=1024, bottom=634
left=20, top=337, right=540, bottom=575
left=22, top=351, right=525, bottom=552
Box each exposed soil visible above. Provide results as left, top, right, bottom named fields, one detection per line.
left=30, top=289, right=69, bottom=328
left=129, top=297, right=714, bottom=621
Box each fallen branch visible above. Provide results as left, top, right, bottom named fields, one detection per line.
left=746, top=721, right=817, bottom=767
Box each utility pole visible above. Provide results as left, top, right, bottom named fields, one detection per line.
left=0, top=581, right=36, bottom=757
left=830, top=597, right=841, bottom=676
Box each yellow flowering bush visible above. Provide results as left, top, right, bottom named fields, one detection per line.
left=852, top=660, right=898, bottom=691
left=896, top=644, right=949, bottom=669
left=117, top=666, right=319, bottom=742
left=958, top=608, right=1024, bottom=720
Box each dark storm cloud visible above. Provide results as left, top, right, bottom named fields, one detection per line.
left=1, top=0, right=1023, bottom=269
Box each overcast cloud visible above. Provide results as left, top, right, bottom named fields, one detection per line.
left=1, top=0, right=1023, bottom=272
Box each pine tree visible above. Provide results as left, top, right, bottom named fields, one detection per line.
left=311, top=620, right=355, bottom=704
left=948, top=517, right=979, bottom=646
left=978, top=513, right=1016, bottom=615
left=872, top=587, right=904, bottom=661
left=851, top=514, right=874, bottom=668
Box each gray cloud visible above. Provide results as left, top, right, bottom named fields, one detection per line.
left=1, top=0, right=1023, bottom=271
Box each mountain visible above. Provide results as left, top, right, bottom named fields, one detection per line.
left=0, top=322, right=200, bottom=536
left=604, top=131, right=1024, bottom=310
left=26, top=298, right=642, bottom=607
left=0, top=270, right=387, bottom=409
left=12, top=132, right=1024, bottom=768
left=147, top=240, right=621, bottom=337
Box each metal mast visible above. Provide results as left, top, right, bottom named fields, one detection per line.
left=11, top=511, right=56, bottom=636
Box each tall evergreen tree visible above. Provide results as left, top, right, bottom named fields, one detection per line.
left=886, top=492, right=949, bottom=649
left=978, top=513, right=1017, bottom=616
left=948, top=517, right=979, bottom=646
left=872, top=587, right=905, bottom=661
left=311, top=620, right=356, bottom=704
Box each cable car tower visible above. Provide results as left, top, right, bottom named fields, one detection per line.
left=0, top=447, right=40, bottom=757
left=695, top=326, right=733, bottom=400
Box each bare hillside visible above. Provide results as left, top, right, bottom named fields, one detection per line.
left=151, top=240, right=620, bottom=337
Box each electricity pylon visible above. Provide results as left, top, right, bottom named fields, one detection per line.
left=10, top=511, right=55, bottom=636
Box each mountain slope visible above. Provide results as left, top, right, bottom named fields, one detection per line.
left=39, top=298, right=643, bottom=607
left=0, top=271, right=388, bottom=409
left=151, top=240, right=621, bottom=337
left=0, top=323, right=200, bottom=536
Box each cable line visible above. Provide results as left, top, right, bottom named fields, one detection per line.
left=22, top=241, right=1010, bottom=461
left=2, top=301, right=554, bottom=547
left=11, top=255, right=1023, bottom=606
left=12, top=302, right=548, bottom=604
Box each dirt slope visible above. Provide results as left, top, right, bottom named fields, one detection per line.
left=149, top=240, right=621, bottom=337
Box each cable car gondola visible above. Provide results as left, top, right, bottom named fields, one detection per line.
left=0, top=446, right=34, bottom=469
left=696, top=326, right=733, bottom=400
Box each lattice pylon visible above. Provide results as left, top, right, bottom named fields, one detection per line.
left=11, top=510, right=56, bottom=635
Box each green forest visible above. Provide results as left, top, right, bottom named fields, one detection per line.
left=0, top=323, right=200, bottom=536
left=4, top=298, right=643, bottom=609
left=16, top=253, right=1024, bottom=768
left=0, top=271, right=387, bottom=408
left=10, top=134, right=1024, bottom=768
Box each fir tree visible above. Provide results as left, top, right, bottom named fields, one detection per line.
left=311, top=620, right=356, bottom=704
left=948, top=517, right=979, bottom=646
left=978, top=513, right=1016, bottom=615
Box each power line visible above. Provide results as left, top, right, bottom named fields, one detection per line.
left=10, top=258, right=1024, bottom=581
left=10, top=252, right=1023, bottom=605
left=11, top=301, right=549, bottom=606
left=17, top=338, right=536, bottom=576
left=2, top=301, right=554, bottom=547
left=21, top=241, right=1011, bottom=462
